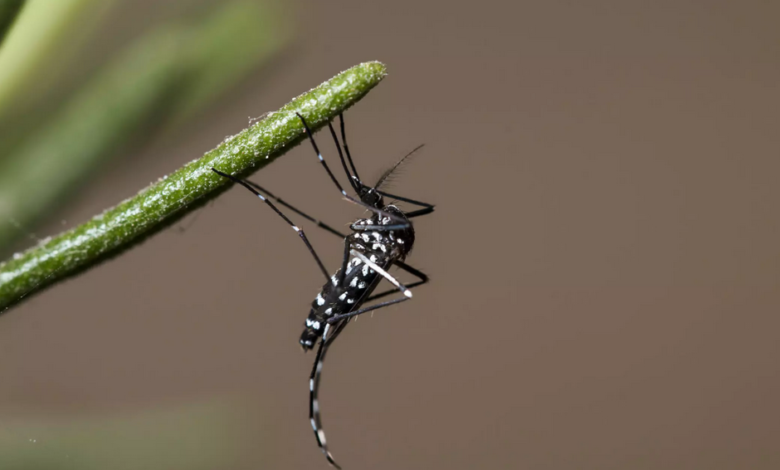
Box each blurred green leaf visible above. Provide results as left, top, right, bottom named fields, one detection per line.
left=168, top=0, right=293, bottom=125
left=0, top=0, right=110, bottom=120
left=0, top=61, right=388, bottom=312
left=0, top=0, right=25, bottom=44
left=0, top=0, right=292, bottom=254
left=0, top=25, right=189, bottom=253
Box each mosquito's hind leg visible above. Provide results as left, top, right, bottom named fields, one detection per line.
left=309, top=321, right=349, bottom=469
left=328, top=260, right=428, bottom=323
left=363, top=260, right=429, bottom=303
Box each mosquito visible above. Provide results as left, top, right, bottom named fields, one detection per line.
left=212, top=111, right=433, bottom=468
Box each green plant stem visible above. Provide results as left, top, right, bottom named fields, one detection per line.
left=0, top=61, right=388, bottom=311
left=0, top=0, right=25, bottom=44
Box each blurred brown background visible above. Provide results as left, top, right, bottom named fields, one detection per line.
left=1, top=0, right=779, bottom=469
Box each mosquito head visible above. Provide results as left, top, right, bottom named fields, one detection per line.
left=359, top=186, right=384, bottom=208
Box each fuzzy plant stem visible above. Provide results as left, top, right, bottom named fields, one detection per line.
left=0, top=61, right=388, bottom=312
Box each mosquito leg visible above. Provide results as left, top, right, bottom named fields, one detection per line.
left=297, top=113, right=351, bottom=198
left=364, top=260, right=429, bottom=303
left=323, top=316, right=350, bottom=345
left=297, top=114, right=423, bottom=229
left=342, top=196, right=410, bottom=231
left=405, top=208, right=434, bottom=218
left=327, top=121, right=359, bottom=193
left=327, top=260, right=429, bottom=323
left=212, top=168, right=330, bottom=281
left=327, top=297, right=409, bottom=323
left=349, top=250, right=412, bottom=297
left=309, top=319, right=350, bottom=470
left=376, top=190, right=434, bottom=210
left=376, top=190, right=435, bottom=218
left=339, top=113, right=362, bottom=185
left=310, top=325, right=342, bottom=470
left=242, top=180, right=346, bottom=238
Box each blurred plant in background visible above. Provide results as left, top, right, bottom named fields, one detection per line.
left=0, top=401, right=269, bottom=470
left=0, top=1, right=25, bottom=44
left=0, top=0, right=292, bottom=466
left=0, top=0, right=292, bottom=258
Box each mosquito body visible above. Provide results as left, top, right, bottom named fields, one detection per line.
left=299, top=205, right=414, bottom=351
left=212, top=111, right=433, bottom=469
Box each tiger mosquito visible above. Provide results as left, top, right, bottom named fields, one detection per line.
left=212, top=112, right=433, bottom=468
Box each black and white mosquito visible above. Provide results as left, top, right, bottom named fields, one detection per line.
left=212, top=111, right=433, bottom=469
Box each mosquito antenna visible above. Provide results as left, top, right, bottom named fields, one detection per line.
left=375, top=143, right=425, bottom=190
